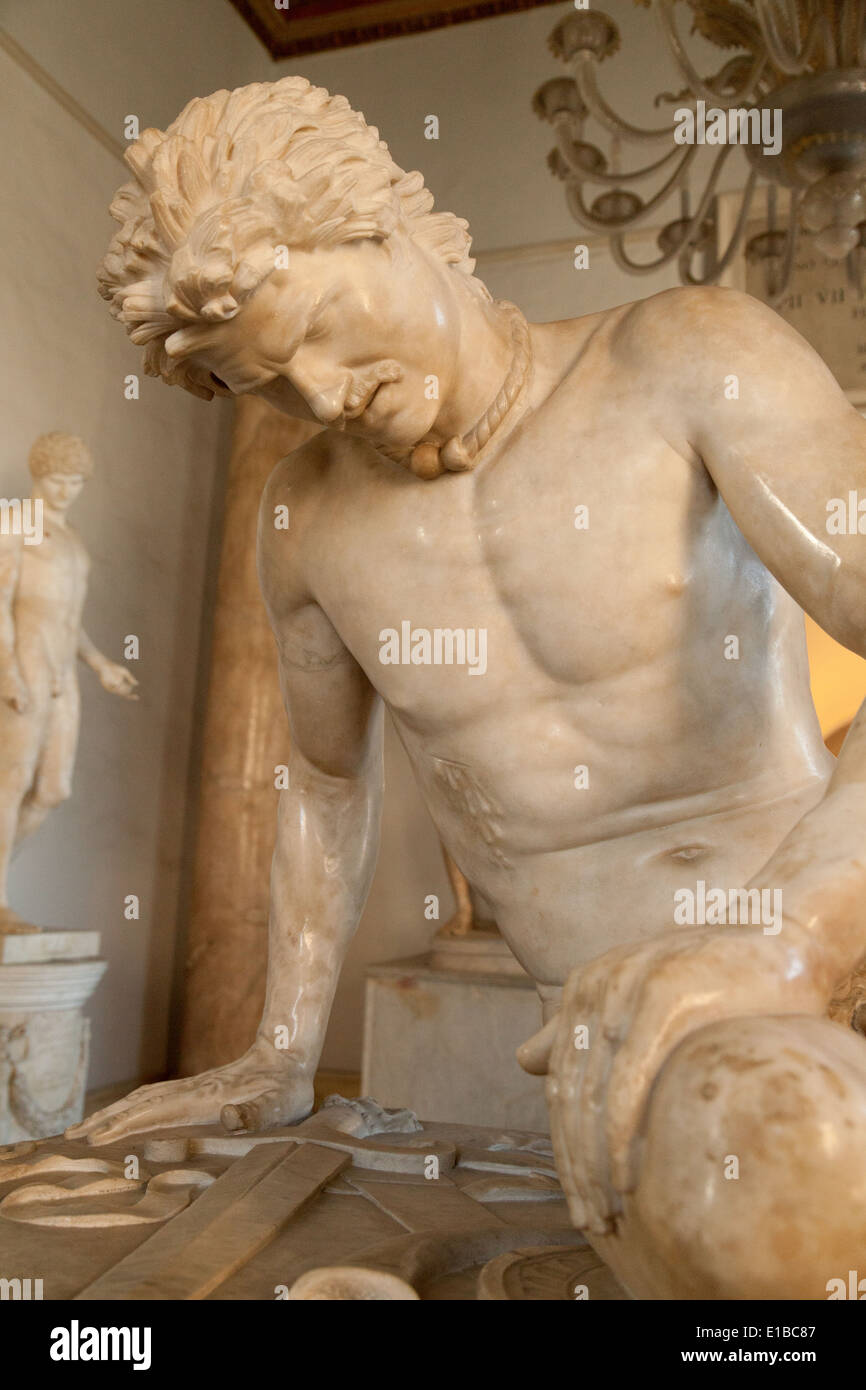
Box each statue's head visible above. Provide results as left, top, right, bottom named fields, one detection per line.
left=28, top=433, right=93, bottom=511
left=98, top=77, right=493, bottom=469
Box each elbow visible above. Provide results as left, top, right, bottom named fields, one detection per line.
left=823, top=564, right=866, bottom=658
left=288, top=742, right=380, bottom=795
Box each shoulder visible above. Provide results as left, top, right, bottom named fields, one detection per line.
left=257, top=432, right=329, bottom=604
left=605, top=287, right=836, bottom=445
left=258, top=422, right=391, bottom=541
left=533, top=290, right=783, bottom=404
left=614, top=282, right=767, bottom=344
left=259, top=429, right=332, bottom=518
left=257, top=427, right=378, bottom=621
left=610, top=286, right=796, bottom=376
left=258, top=428, right=347, bottom=549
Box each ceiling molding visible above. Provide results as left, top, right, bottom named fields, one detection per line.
left=228, top=0, right=564, bottom=60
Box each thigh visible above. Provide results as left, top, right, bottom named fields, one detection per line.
left=0, top=700, right=45, bottom=798
left=33, top=680, right=79, bottom=804
left=590, top=1014, right=866, bottom=1299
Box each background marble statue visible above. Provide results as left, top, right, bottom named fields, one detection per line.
left=0, top=433, right=138, bottom=932
left=74, top=76, right=866, bottom=1297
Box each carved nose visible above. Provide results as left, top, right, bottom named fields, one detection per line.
left=307, top=383, right=348, bottom=425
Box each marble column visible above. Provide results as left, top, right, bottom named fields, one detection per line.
left=177, top=398, right=318, bottom=1075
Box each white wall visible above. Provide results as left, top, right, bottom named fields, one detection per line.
left=0, top=39, right=233, bottom=1087
left=0, top=0, right=263, bottom=137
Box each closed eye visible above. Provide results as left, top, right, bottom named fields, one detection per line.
left=210, top=367, right=278, bottom=394
left=303, top=286, right=340, bottom=343
left=303, top=310, right=330, bottom=344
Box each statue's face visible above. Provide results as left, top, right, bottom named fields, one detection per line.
left=34, top=472, right=85, bottom=511
left=189, top=236, right=460, bottom=458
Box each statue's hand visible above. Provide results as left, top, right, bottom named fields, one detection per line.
left=98, top=661, right=139, bottom=700
left=65, top=1038, right=314, bottom=1145
left=0, top=668, right=30, bottom=713
left=519, top=925, right=826, bottom=1236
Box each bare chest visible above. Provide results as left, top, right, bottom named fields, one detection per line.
left=313, top=402, right=736, bottom=719
left=17, top=528, right=89, bottom=611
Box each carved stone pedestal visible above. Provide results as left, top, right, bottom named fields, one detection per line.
left=0, top=933, right=106, bottom=1144
left=362, top=932, right=549, bottom=1132
left=0, top=1099, right=625, bottom=1299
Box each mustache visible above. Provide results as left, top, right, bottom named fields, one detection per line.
left=343, top=360, right=404, bottom=416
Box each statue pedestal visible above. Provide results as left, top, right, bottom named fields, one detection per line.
left=0, top=1101, right=623, bottom=1300
left=362, top=932, right=549, bottom=1133
left=0, top=931, right=106, bottom=1144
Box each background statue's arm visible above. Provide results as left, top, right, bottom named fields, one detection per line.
left=77, top=628, right=138, bottom=699
left=0, top=535, right=27, bottom=711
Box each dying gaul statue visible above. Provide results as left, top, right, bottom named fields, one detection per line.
left=75, top=76, right=866, bottom=1298
left=0, top=433, right=138, bottom=932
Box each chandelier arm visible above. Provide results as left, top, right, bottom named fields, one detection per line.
left=837, top=0, right=850, bottom=67
left=608, top=233, right=684, bottom=275
left=565, top=143, right=721, bottom=235
left=763, top=192, right=802, bottom=308
left=753, top=0, right=837, bottom=74
left=678, top=169, right=759, bottom=285
left=554, top=121, right=683, bottom=185
left=840, top=0, right=860, bottom=67
left=573, top=58, right=677, bottom=142
left=657, top=142, right=733, bottom=229
left=753, top=0, right=800, bottom=67
left=783, top=0, right=799, bottom=45
left=677, top=242, right=705, bottom=285
left=652, top=0, right=770, bottom=107
left=852, top=0, right=866, bottom=67
left=608, top=173, right=755, bottom=279
left=772, top=0, right=802, bottom=53
left=856, top=0, right=866, bottom=66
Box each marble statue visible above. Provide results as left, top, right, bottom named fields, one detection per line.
left=74, top=76, right=866, bottom=1298
left=0, top=433, right=138, bottom=932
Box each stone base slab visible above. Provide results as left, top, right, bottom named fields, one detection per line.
left=362, top=953, right=549, bottom=1133
left=0, top=942, right=106, bottom=1145
left=0, top=1103, right=625, bottom=1300
left=428, top=928, right=527, bottom=977
left=0, top=931, right=101, bottom=965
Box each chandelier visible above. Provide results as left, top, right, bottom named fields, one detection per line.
left=533, top=2, right=866, bottom=302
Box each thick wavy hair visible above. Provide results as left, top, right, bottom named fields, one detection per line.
left=98, top=76, right=485, bottom=400
left=28, top=433, right=94, bottom=479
